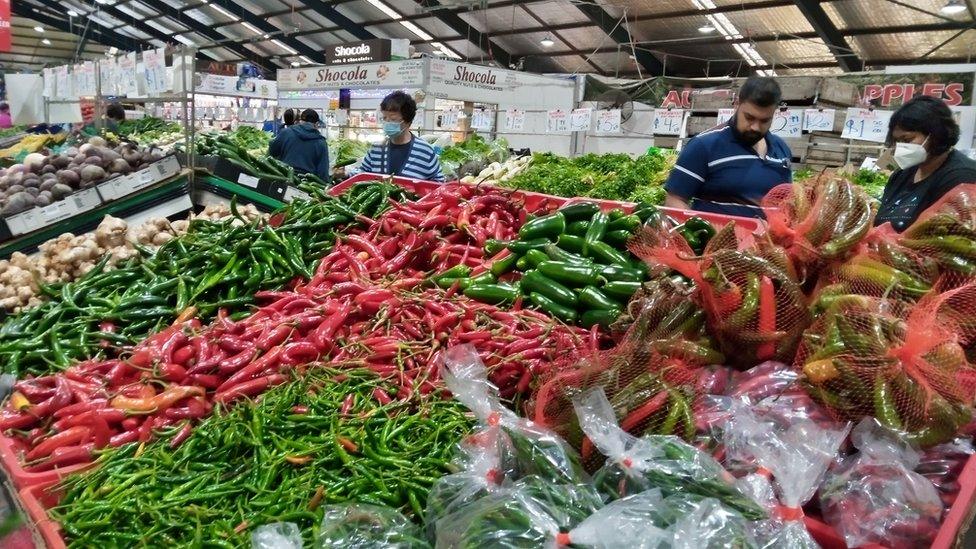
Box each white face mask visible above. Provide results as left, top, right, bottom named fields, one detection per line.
left=893, top=137, right=928, bottom=170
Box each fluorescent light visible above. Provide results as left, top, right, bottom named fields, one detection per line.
left=365, top=0, right=402, bottom=20
left=540, top=34, right=554, bottom=47
left=262, top=33, right=270, bottom=39
left=95, top=0, right=109, bottom=4
left=942, top=0, right=967, bottom=14
left=67, top=10, right=78, bottom=16
left=272, top=39, right=298, bottom=54
left=33, top=26, right=44, bottom=32
left=698, top=25, right=715, bottom=33
left=299, top=55, right=314, bottom=64
left=628, top=54, right=635, bottom=60
left=241, top=22, right=262, bottom=35
left=432, top=42, right=462, bottom=59
left=400, top=21, right=432, bottom=41
left=42, top=38, right=51, bottom=45
left=210, top=4, right=238, bottom=20
left=290, top=61, right=300, bottom=67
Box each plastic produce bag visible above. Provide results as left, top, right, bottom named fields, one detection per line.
left=723, top=402, right=849, bottom=548
left=433, top=475, right=602, bottom=548
left=819, top=418, right=943, bottom=549
left=917, top=437, right=975, bottom=510
left=669, top=496, right=757, bottom=549
left=441, top=344, right=587, bottom=484
left=251, top=522, right=302, bottom=549
left=317, top=504, right=430, bottom=548
left=572, top=387, right=765, bottom=519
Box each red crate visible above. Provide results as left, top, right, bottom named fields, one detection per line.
left=0, top=434, right=93, bottom=492
left=18, top=480, right=65, bottom=549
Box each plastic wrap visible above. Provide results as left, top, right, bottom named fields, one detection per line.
left=917, top=437, right=975, bottom=510
left=572, top=387, right=765, bottom=519
left=433, top=475, right=601, bottom=548
left=556, top=489, right=671, bottom=549
left=441, top=344, right=587, bottom=484
left=819, top=418, right=943, bottom=549
left=250, top=522, right=302, bottom=549
left=317, top=504, right=430, bottom=548
left=669, top=496, right=757, bottom=549
left=724, top=402, right=849, bottom=548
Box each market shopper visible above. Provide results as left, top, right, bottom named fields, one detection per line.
left=358, top=91, right=445, bottom=182
left=875, top=95, right=976, bottom=232
left=664, top=75, right=792, bottom=218
left=0, top=103, right=12, bottom=128
left=268, top=108, right=331, bottom=184
left=105, top=103, right=126, bottom=132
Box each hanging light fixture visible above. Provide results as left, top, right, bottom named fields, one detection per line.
left=33, top=26, right=44, bottom=33
left=290, top=61, right=300, bottom=67
left=540, top=34, right=555, bottom=47
left=67, top=10, right=78, bottom=16
left=42, top=38, right=51, bottom=45
left=698, top=24, right=715, bottom=33
left=941, top=0, right=967, bottom=14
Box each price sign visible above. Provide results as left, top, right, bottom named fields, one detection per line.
left=74, top=62, right=96, bottom=96
left=652, top=108, right=684, bottom=136
left=841, top=108, right=893, bottom=143
left=99, top=58, right=116, bottom=96
left=771, top=108, right=802, bottom=138
left=143, top=48, right=168, bottom=95
left=596, top=109, right=621, bottom=133
left=119, top=53, right=138, bottom=96
left=470, top=109, right=493, bottom=130
left=802, top=108, right=836, bottom=132
left=42, top=68, right=54, bottom=98
left=504, top=109, right=524, bottom=132
left=718, top=108, right=736, bottom=125
left=570, top=108, right=593, bottom=132
left=547, top=109, right=569, bottom=133
left=438, top=109, right=459, bottom=130
left=55, top=65, right=70, bottom=100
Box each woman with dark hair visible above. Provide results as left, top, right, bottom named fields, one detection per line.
left=356, top=91, right=444, bottom=182
left=876, top=95, right=976, bottom=231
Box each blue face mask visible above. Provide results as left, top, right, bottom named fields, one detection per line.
left=383, top=121, right=403, bottom=138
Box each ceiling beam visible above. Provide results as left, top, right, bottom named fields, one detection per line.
left=415, top=0, right=510, bottom=66
left=12, top=3, right=139, bottom=52
left=793, top=0, right=861, bottom=71
left=575, top=3, right=664, bottom=76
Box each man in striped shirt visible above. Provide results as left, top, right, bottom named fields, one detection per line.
left=358, top=91, right=446, bottom=182
left=664, top=75, right=793, bottom=218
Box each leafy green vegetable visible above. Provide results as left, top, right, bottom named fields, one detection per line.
left=330, top=137, right=371, bottom=168
left=851, top=168, right=888, bottom=199
left=439, top=135, right=510, bottom=178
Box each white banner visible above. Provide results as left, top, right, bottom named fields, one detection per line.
left=55, top=65, right=70, bottom=100
left=143, top=48, right=168, bottom=95
left=771, top=108, right=803, bottom=138
left=427, top=58, right=575, bottom=108
left=196, top=74, right=277, bottom=98
left=277, top=60, right=425, bottom=91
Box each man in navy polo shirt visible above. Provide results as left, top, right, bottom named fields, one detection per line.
left=664, top=75, right=793, bottom=218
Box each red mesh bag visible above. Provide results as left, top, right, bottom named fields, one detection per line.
left=797, top=282, right=976, bottom=447
left=895, top=183, right=976, bottom=289
left=529, top=278, right=723, bottom=466
left=629, top=221, right=810, bottom=369
left=762, top=175, right=875, bottom=278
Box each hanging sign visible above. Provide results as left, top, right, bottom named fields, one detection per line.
left=470, top=108, right=493, bottom=130
left=42, top=68, right=54, bottom=98
left=74, top=62, right=96, bottom=97
left=55, top=65, right=70, bottom=100
left=841, top=108, right=893, bottom=143
left=652, top=108, right=683, bottom=136
left=717, top=108, right=736, bottom=125
left=504, top=108, right=524, bottom=132
left=119, top=52, right=138, bottom=95
left=143, top=48, right=168, bottom=95
left=438, top=109, right=459, bottom=130
left=0, top=0, right=10, bottom=53
left=570, top=108, right=593, bottom=132
left=547, top=109, right=569, bottom=133
left=99, top=58, right=115, bottom=96
left=771, top=108, right=802, bottom=138
left=595, top=109, right=621, bottom=133
left=324, top=39, right=392, bottom=65
left=277, top=60, right=425, bottom=91
left=802, top=108, right=836, bottom=132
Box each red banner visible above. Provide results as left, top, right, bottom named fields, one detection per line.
left=0, top=0, right=10, bottom=53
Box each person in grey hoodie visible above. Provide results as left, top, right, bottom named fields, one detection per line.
left=269, top=109, right=330, bottom=184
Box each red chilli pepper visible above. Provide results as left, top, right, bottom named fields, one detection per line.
left=214, top=374, right=288, bottom=404
left=25, top=426, right=91, bottom=462
left=216, top=347, right=285, bottom=392
left=756, top=275, right=777, bottom=360
left=169, top=423, right=193, bottom=449
left=620, top=390, right=669, bottom=434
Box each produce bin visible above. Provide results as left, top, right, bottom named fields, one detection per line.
left=0, top=435, right=93, bottom=493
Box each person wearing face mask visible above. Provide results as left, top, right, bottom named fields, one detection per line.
left=875, top=95, right=976, bottom=232
left=664, top=75, right=793, bottom=218
left=357, top=91, right=445, bottom=182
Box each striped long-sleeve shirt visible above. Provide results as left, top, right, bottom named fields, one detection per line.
left=359, top=135, right=446, bottom=182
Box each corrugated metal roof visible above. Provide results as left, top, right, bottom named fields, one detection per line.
left=850, top=30, right=969, bottom=60
left=823, top=0, right=964, bottom=29
left=599, top=0, right=696, bottom=18
left=458, top=6, right=522, bottom=34
left=753, top=37, right=837, bottom=66
left=523, top=2, right=594, bottom=26
left=723, top=5, right=813, bottom=36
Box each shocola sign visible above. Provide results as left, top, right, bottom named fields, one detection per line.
left=324, top=39, right=391, bottom=65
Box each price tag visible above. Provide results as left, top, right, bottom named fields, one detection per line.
left=771, top=108, right=803, bottom=138
left=547, top=109, right=569, bottom=133
left=143, top=48, right=168, bottom=95
left=284, top=186, right=312, bottom=202
left=140, top=170, right=155, bottom=185
left=504, top=109, right=525, bottom=132
left=119, top=53, right=139, bottom=96
left=718, top=108, right=736, bottom=125
left=238, top=173, right=260, bottom=188
left=55, top=65, right=70, bottom=100
left=41, top=201, right=70, bottom=222
left=652, top=109, right=684, bottom=136
left=42, top=68, right=54, bottom=98
left=841, top=108, right=893, bottom=143
left=570, top=108, right=593, bottom=132
left=470, top=109, right=493, bottom=130
left=860, top=157, right=880, bottom=171
left=802, top=108, right=836, bottom=132
left=596, top=109, right=621, bottom=133
left=439, top=110, right=459, bottom=130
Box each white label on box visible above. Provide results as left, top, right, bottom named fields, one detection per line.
left=140, top=170, right=154, bottom=185
left=653, top=109, right=684, bottom=136
left=802, top=108, right=836, bottom=132
left=841, top=108, right=893, bottom=143
left=41, top=201, right=71, bottom=222
left=284, top=187, right=311, bottom=202
left=238, top=173, right=260, bottom=188
left=595, top=109, right=621, bottom=133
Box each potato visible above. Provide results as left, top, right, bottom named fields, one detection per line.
left=1, top=192, right=35, bottom=216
